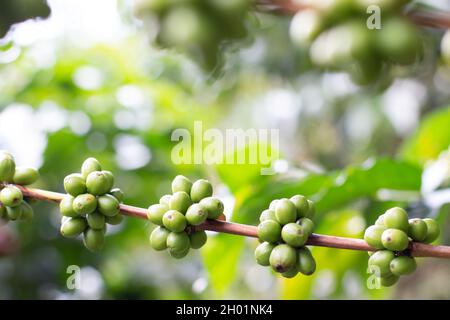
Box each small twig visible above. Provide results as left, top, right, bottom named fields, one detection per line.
left=12, top=185, right=450, bottom=259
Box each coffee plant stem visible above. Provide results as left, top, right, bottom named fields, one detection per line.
left=10, top=184, right=450, bottom=259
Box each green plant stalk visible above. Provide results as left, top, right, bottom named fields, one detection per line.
left=12, top=184, right=450, bottom=259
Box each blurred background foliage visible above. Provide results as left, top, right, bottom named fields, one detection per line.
left=0, top=0, right=450, bottom=299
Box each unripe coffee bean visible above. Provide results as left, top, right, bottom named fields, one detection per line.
left=185, top=203, right=208, bottom=225
left=281, top=266, right=298, bottom=278
left=87, top=212, right=106, bottom=230
left=169, top=246, right=190, bottom=259
left=109, top=188, right=124, bottom=203
left=190, top=179, right=213, bottom=203
left=259, top=209, right=276, bottom=222
left=368, top=250, right=395, bottom=277
left=380, top=274, right=399, bottom=287
left=81, top=157, right=102, bottom=178
left=19, top=201, right=33, bottom=221
left=408, top=218, right=427, bottom=242
left=162, top=210, right=187, bottom=232
left=169, top=191, right=192, bottom=214
left=6, top=205, right=22, bottom=220
left=159, top=194, right=172, bottom=206
left=63, top=173, right=87, bottom=196
left=275, top=199, right=297, bottom=225
left=60, top=195, right=78, bottom=217
left=290, top=195, right=309, bottom=218
left=147, top=204, right=168, bottom=225
left=297, top=218, right=314, bottom=235
left=97, top=194, right=120, bottom=217
left=381, top=228, right=409, bottom=252
left=61, top=217, right=87, bottom=237
left=281, top=223, right=308, bottom=247
left=269, top=244, right=297, bottom=273
left=105, top=213, right=123, bottom=225
left=189, top=230, right=207, bottom=249
left=86, top=171, right=112, bottom=196
left=364, top=225, right=386, bottom=249
left=0, top=152, right=15, bottom=182
left=306, top=200, right=315, bottom=219
left=150, top=226, right=170, bottom=251
left=255, top=242, right=275, bottom=266
left=13, top=167, right=39, bottom=185
left=390, top=256, right=416, bottom=276
left=423, top=218, right=440, bottom=243
left=257, top=219, right=281, bottom=243
left=269, top=199, right=278, bottom=211
left=297, top=247, right=316, bottom=276
left=83, top=228, right=105, bottom=252
left=199, top=197, right=224, bottom=219
left=383, top=207, right=409, bottom=232
left=102, top=170, right=114, bottom=189
left=375, top=214, right=385, bottom=226
left=73, top=193, right=98, bottom=216
left=0, top=185, right=23, bottom=207
left=171, top=175, right=192, bottom=194
left=167, top=231, right=190, bottom=252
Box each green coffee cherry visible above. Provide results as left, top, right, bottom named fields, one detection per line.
left=167, top=231, right=190, bottom=252
left=97, top=194, right=120, bottom=217
left=83, top=228, right=105, bottom=252
left=102, top=170, right=115, bottom=188
left=297, top=247, right=316, bottom=276
left=81, top=157, right=102, bottom=178
left=297, top=218, right=314, bottom=235
left=87, top=212, right=106, bottom=230
left=257, top=219, right=282, bottom=243
left=109, top=188, right=124, bottom=203
left=169, top=246, right=190, bottom=259
left=159, top=194, right=172, bottom=206
left=381, top=228, right=409, bottom=252
left=281, top=266, right=298, bottom=278
left=199, top=197, right=224, bottom=219
left=105, top=213, right=123, bottom=225
left=13, top=167, right=39, bottom=185
left=185, top=203, right=208, bottom=225
left=281, top=223, right=308, bottom=247
left=0, top=185, right=23, bottom=207
left=162, top=210, right=187, bottom=232
left=290, top=195, right=309, bottom=218
left=169, top=191, right=192, bottom=214
left=368, top=250, right=395, bottom=277
left=380, top=274, right=399, bottom=287
left=408, top=218, right=427, bottom=242
left=171, top=175, right=192, bottom=194
left=269, top=244, right=297, bottom=273
left=6, top=205, right=22, bottom=220
left=19, top=201, right=33, bottom=221
left=364, top=225, right=386, bottom=249
left=61, top=217, right=87, bottom=237
left=275, top=199, right=297, bottom=225
left=60, top=195, right=78, bottom=217
left=63, top=173, right=87, bottom=196
left=147, top=204, right=168, bottom=226
left=423, top=218, right=440, bottom=243
left=72, top=193, right=98, bottom=216
left=268, top=199, right=278, bottom=211
left=190, top=179, right=213, bottom=203
left=383, top=207, right=409, bottom=232
left=306, top=200, right=315, bottom=219
left=259, top=209, right=276, bottom=222
left=86, top=171, right=112, bottom=195
left=390, top=256, right=416, bottom=276
left=150, top=226, right=170, bottom=251
left=375, top=214, right=385, bottom=226
left=189, top=230, right=207, bottom=249
left=0, top=152, right=15, bottom=182
left=255, top=242, right=275, bottom=266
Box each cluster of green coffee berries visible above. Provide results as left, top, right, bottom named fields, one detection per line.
left=59, top=158, right=124, bottom=252
left=289, top=0, right=422, bottom=85
left=255, top=195, right=316, bottom=278
left=364, top=207, right=440, bottom=287
left=0, top=151, right=39, bottom=224
left=133, top=0, right=251, bottom=70
left=148, top=175, right=224, bottom=259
